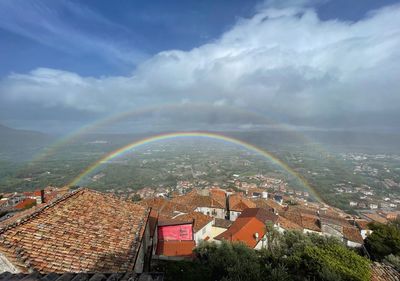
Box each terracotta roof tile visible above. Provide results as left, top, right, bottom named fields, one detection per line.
left=299, top=214, right=321, bottom=232
left=228, top=194, right=256, bottom=212
left=213, top=218, right=233, bottom=229
left=0, top=188, right=149, bottom=273
left=343, top=226, right=364, bottom=244
left=139, top=197, right=192, bottom=218
left=355, top=219, right=370, bottom=230
left=371, top=262, right=400, bottom=281
left=282, top=210, right=321, bottom=232
left=277, top=216, right=303, bottom=231
left=172, top=193, right=225, bottom=210
left=214, top=208, right=271, bottom=248
left=210, top=189, right=227, bottom=209
left=14, top=198, right=36, bottom=210
left=174, top=212, right=213, bottom=232
left=252, top=199, right=284, bottom=213
left=363, top=213, right=389, bottom=224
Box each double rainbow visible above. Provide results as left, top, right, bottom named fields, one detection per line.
left=68, top=131, right=322, bottom=202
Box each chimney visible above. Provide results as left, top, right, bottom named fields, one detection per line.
left=40, top=189, right=44, bottom=203
left=254, top=232, right=259, bottom=242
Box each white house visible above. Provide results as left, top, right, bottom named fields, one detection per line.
left=174, top=212, right=214, bottom=245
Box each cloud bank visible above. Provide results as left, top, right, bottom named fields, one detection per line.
left=1, top=3, right=400, bottom=131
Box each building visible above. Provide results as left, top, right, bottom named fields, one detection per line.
left=355, top=219, right=373, bottom=240
left=343, top=226, right=364, bottom=248
left=214, top=208, right=277, bottom=249
left=211, top=219, right=233, bottom=242
left=139, top=197, right=193, bottom=218
left=0, top=189, right=150, bottom=274
left=155, top=219, right=195, bottom=259
left=174, top=212, right=214, bottom=245
left=273, top=195, right=284, bottom=205
left=228, top=194, right=256, bottom=221
left=171, top=191, right=226, bottom=219
left=252, top=198, right=285, bottom=214
left=275, top=216, right=303, bottom=232
left=282, top=210, right=322, bottom=234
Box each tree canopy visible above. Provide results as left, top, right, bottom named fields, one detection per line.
left=365, top=221, right=400, bottom=261
left=156, top=230, right=371, bottom=281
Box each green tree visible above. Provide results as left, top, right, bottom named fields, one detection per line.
left=303, top=244, right=371, bottom=281
left=365, top=222, right=400, bottom=260
left=132, top=194, right=142, bottom=202
left=195, top=241, right=261, bottom=281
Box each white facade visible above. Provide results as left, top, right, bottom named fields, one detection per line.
left=254, top=235, right=268, bottom=250
left=229, top=211, right=241, bottom=221
left=194, top=220, right=214, bottom=245
left=346, top=240, right=363, bottom=248
left=196, top=207, right=225, bottom=219
left=303, top=229, right=322, bottom=235
left=360, top=229, right=373, bottom=240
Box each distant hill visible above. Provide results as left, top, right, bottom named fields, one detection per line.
left=0, top=123, right=53, bottom=161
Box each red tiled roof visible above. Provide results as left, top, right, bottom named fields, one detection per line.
left=299, top=214, right=321, bottom=232
left=355, top=219, right=370, bottom=230
left=343, top=226, right=364, bottom=244
left=14, top=198, right=36, bottom=210
left=139, top=197, right=192, bottom=218
left=371, top=262, right=400, bottom=281
left=277, top=216, right=303, bottom=231
left=282, top=210, right=321, bottom=232
left=158, top=218, right=193, bottom=227
left=239, top=207, right=278, bottom=224
left=213, top=218, right=233, bottom=229
left=174, top=212, right=213, bottom=232
left=156, top=240, right=195, bottom=257
left=172, top=193, right=225, bottom=210
left=214, top=208, right=269, bottom=248
left=210, top=189, right=227, bottom=209
left=363, top=213, right=388, bottom=224
left=0, top=188, right=149, bottom=273
left=252, top=198, right=285, bottom=213
left=229, top=194, right=256, bottom=212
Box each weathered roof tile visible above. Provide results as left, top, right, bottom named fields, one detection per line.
left=0, top=189, right=149, bottom=274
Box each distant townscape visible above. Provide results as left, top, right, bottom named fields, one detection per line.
left=0, top=175, right=399, bottom=280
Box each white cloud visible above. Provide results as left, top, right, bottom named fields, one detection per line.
left=1, top=3, right=400, bottom=128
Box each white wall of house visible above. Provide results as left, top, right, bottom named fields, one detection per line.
left=303, top=229, right=322, bottom=235
left=194, top=220, right=214, bottom=245
left=195, top=207, right=225, bottom=219
left=196, top=206, right=212, bottom=216
left=346, top=240, right=363, bottom=248
left=229, top=211, right=241, bottom=221
left=254, top=234, right=268, bottom=250
left=360, top=229, right=372, bottom=240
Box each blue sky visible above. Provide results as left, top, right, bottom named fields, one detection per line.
left=0, top=0, right=261, bottom=77
left=0, top=0, right=400, bottom=133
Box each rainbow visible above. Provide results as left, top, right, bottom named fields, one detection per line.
left=27, top=102, right=304, bottom=164
left=67, top=131, right=323, bottom=202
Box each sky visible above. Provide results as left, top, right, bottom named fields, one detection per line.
left=0, top=0, right=399, bottom=134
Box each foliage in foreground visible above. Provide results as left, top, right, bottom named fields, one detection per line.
left=156, top=230, right=371, bottom=281
left=365, top=220, right=400, bottom=270
left=365, top=221, right=400, bottom=260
